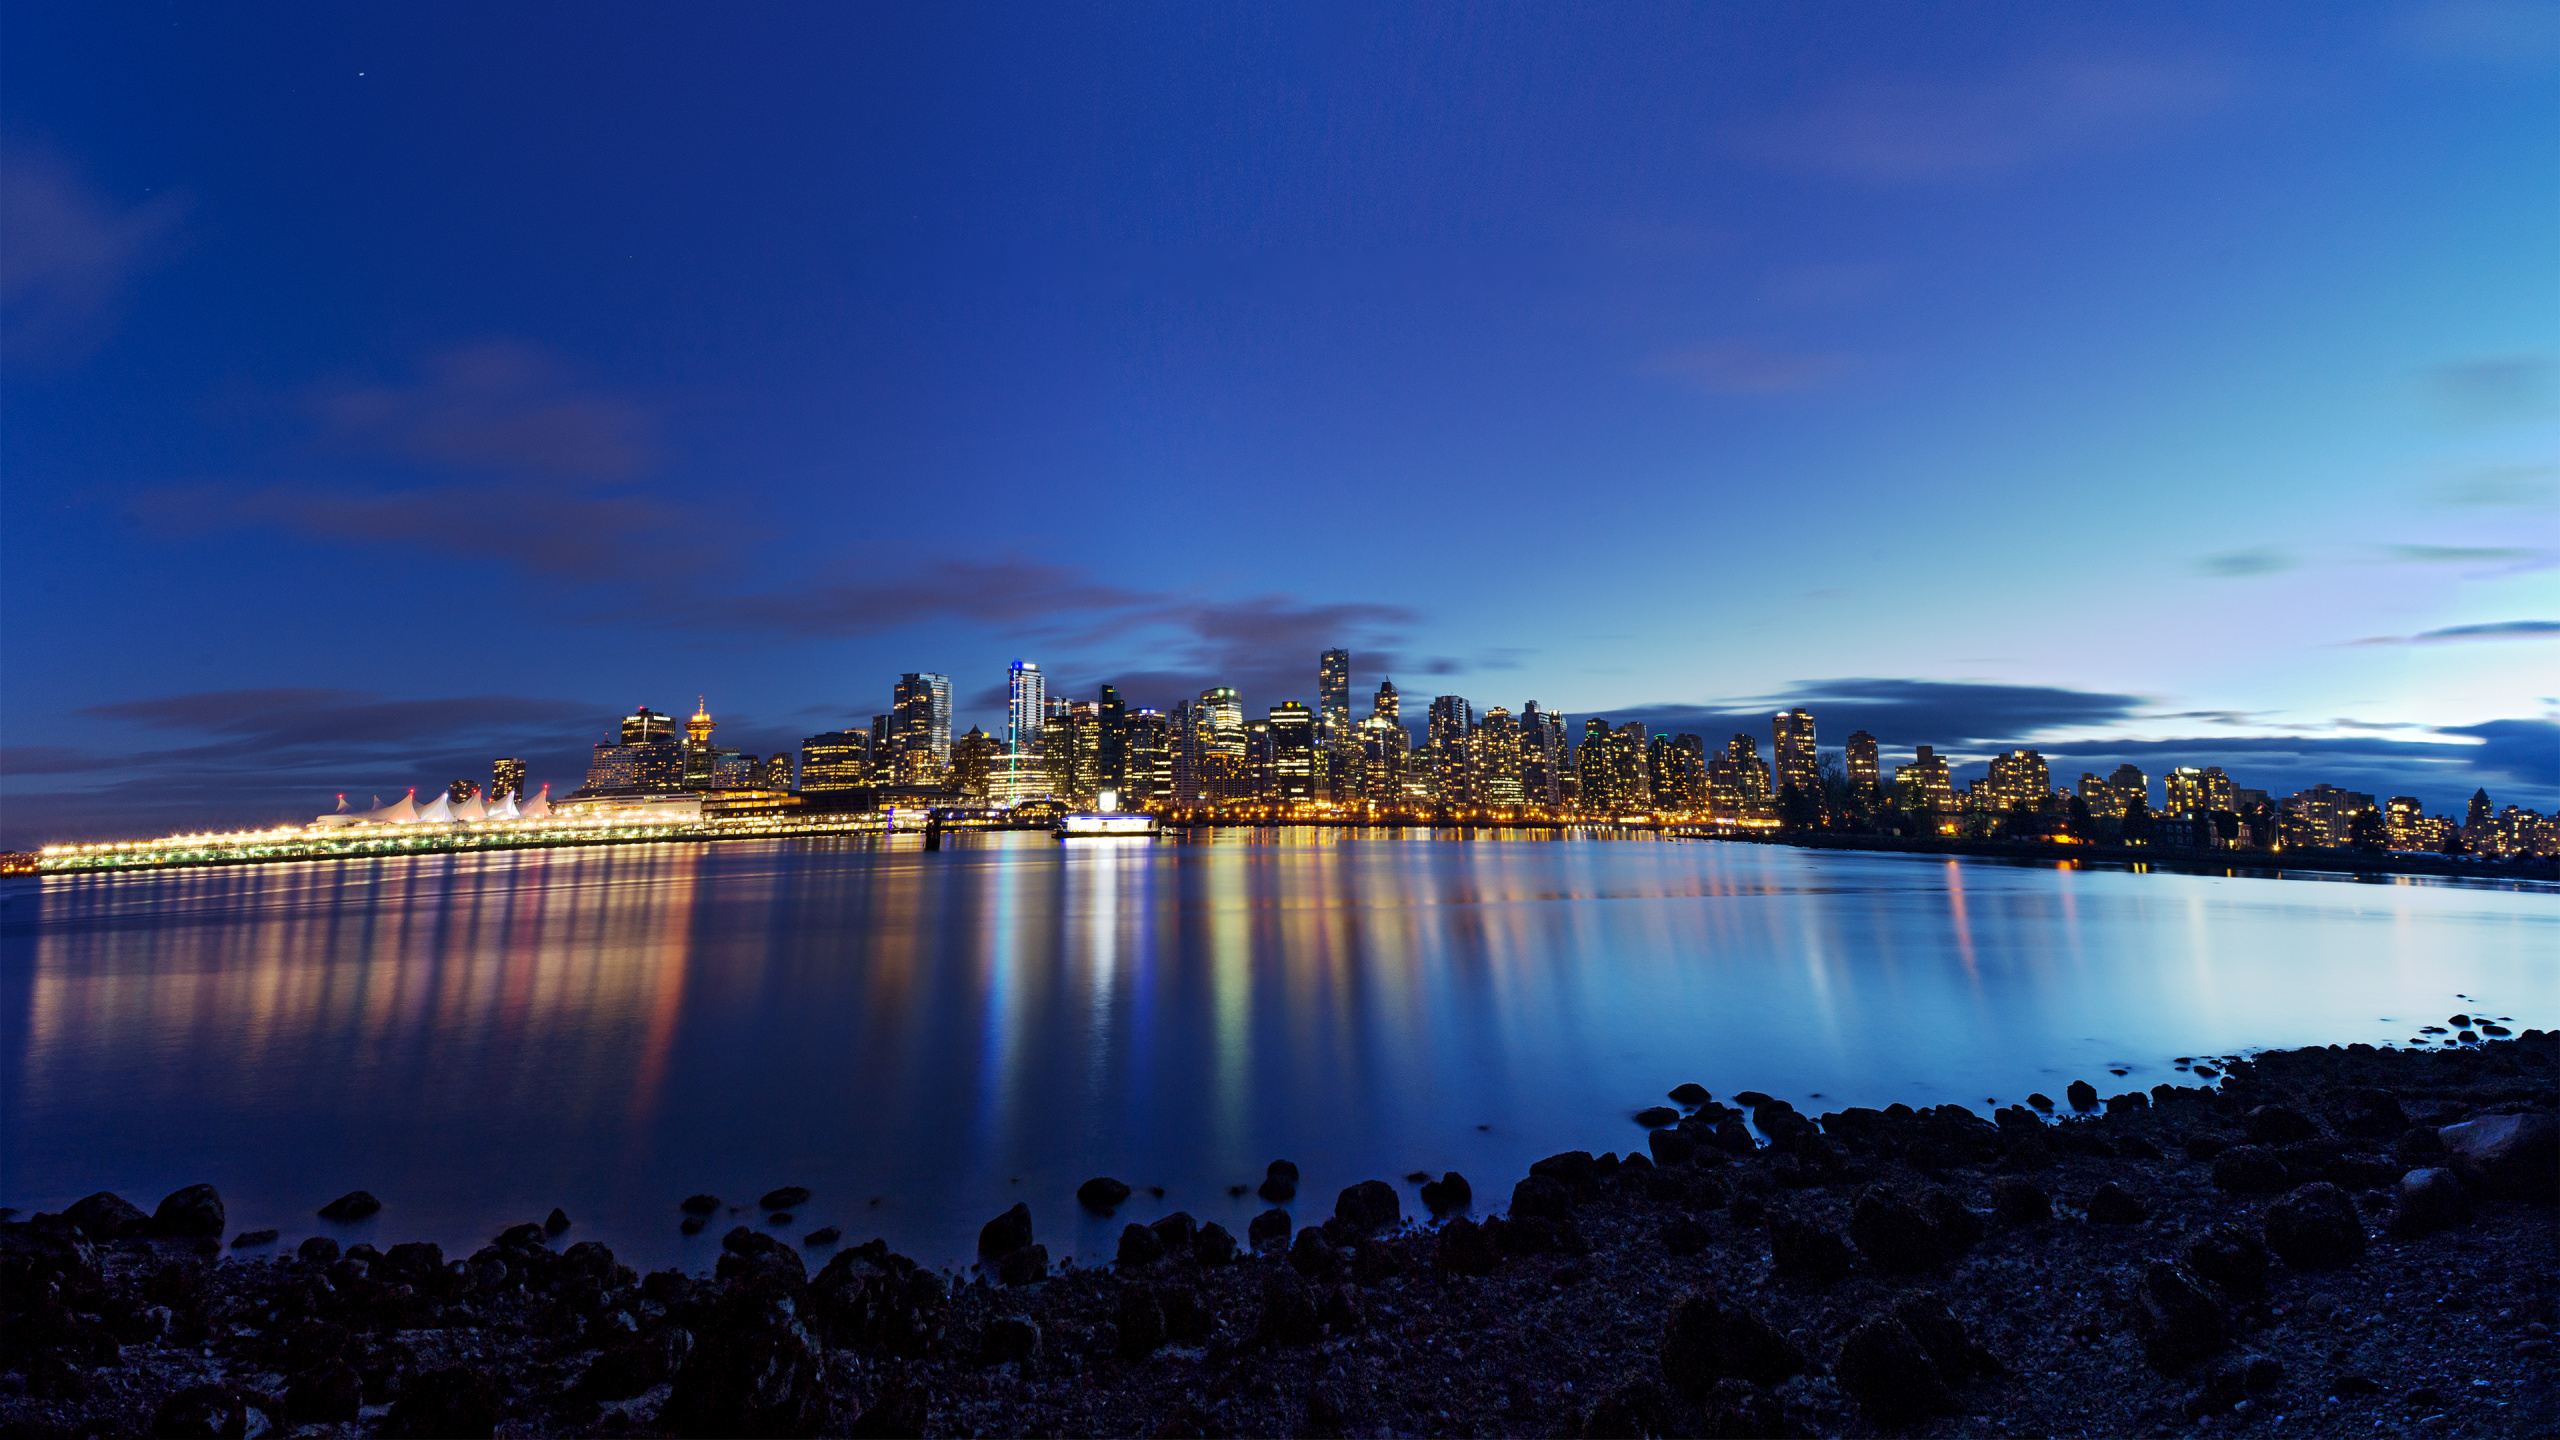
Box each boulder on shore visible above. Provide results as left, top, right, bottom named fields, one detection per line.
left=150, top=1183, right=225, bottom=1239
left=2261, top=1182, right=2365, bottom=1269
left=65, top=1191, right=148, bottom=1240
left=977, top=1202, right=1035, bottom=1258
left=1076, top=1176, right=1132, bottom=1213
left=2436, top=1112, right=2558, bottom=1199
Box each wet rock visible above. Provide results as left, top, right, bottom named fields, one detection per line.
left=1248, top=1207, right=1292, bottom=1253
left=1510, top=1173, right=1573, bottom=1222
left=2181, top=1223, right=2269, bottom=1302
left=580, top=1330, right=691, bottom=1400
left=1669, top=1082, right=1711, bottom=1106
left=1836, top=1313, right=1961, bottom=1423
left=2086, top=1182, right=2149, bottom=1225
left=1851, top=1185, right=1946, bottom=1274
left=151, top=1383, right=278, bottom=1439
left=2338, top=1089, right=2408, bottom=1139
left=977, top=1202, right=1034, bottom=1258
left=2027, top=1092, right=2055, bottom=1110
left=1732, top=1089, right=1774, bottom=1107
left=1664, top=1215, right=1709, bottom=1257
left=1893, top=1292, right=2001, bottom=1383
left=284, top=1358, right=365, bottom=1423
left=1259, top=1159, right=1300, bottom=1203
left=383, top=1240, right=445, bottom=1283
left=981, top=1314, right=1040, bottom=1366
left=1193, top=1220, right=1237, bottom=1265
left=717, top=1227, right=809, bottom=1287
left=1148, top=1211, right=1196, bottom=1253
left=1583, top=1370, right=1674, bottom=1439
left=318, top=1190, right=381, bottom=1222
left=1697, top=1377, right=1789, bottom=1440
left=662, top=1285, right=851, bottom=1437
left=1923, top=1187, right=1983, bottom=1255
left=1647, top=1128, right=1697, bottom=1167
left=298, top=1235, right=341, bottom=1266
left=681, top=1193, right=722, bottom=1216
left=382, top=1365, right=506, bottom=1438
left=150, top=1183, right=225, bottom=1239
left=2263, top=1182, right=2365, bottom=1269
left=1992, top=1177, right=2051, bottom=1226
left=1334, top=1178, right=1400, bottom=1233
left=1768, top=1213, right=1855, bottom=1281
left=2438, top=1112, right=2559, bottom=1198
left=2066, top=1080, right=2098, bottom=1111
left=544, top=1206, right=572, bottom=1235
left=1116, top=1284, right=1167, bottom=1356
left=996, top=1245, right=1048, bottom=1285
left=2128, top=1260, right=2231, bottom=1371
left=1419, top=1171, right=1473, bottom=1213
left=2388, top=1166, right=2473, bottom=1235
left=1289, top=1227, right=1339, bottom=1279
left=1352, top=1237, right=1404, bottom=1285
left=1635, top=1105, right=1681, bottom=1128
left=1658, top=1290, right=1805, bottom=1394
left=759, top=1186, right=812, bottom=1211
left=1116, top=1221, right=1164, bottom=1267
left=1076, top=1176, right=1132, bottom=1212
left=231, top=1228, right=279, bottom=1248
left=1435, top=1216, right=1499, bottom=1276
left=1531, top=1150, right=1601, bottom=1198
left=1259, top=1267, right=1321, bottom=1346
left=65, top=1190, right=148, bottom=1240
left=2245, top=1105, right=2320, bottom=1144
left=2211, top=1144, right=2290, bottom=1194
left=802, top=1226, right=840, bottom=1246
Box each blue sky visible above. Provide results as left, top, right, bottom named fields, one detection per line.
left=3, top=1, right=2554, bottom=844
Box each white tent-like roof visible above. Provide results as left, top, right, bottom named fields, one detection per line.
left=417, top=791, right=455, bottom=823
left=357, top=790, right=421, bottom=824
left=489, top=790, right=521, bottom=820
left=518, top=783, right=554, bottom=820
left=453, top=794, right=488, bottom=823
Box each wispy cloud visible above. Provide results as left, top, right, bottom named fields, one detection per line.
left=2428, top=464, right=2557, bottom=509
left=314, top=342, right=657, bottom=480
left=0, top=143, right=186, bottom=367
left=2427, top=354, right=2556, bottom=425
left=1642, top=340, right=1853, bottom=395
left=2353, top=619, right=2560, bottom=645
left=1733, top=56, right=2237, bottom=184
left=2194, top=546, right=2293, bottom=578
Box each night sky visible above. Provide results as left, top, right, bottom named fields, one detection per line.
left=4, top=2, right=2554, bottom=846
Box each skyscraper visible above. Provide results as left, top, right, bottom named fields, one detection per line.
left=1371, top=678, right=1400, bottom=730
left=1123, top=709, right=1172, bottom=806
left=621, top=706, right=676, bottom=745
left=1268, top=702, right=1316, bottom=803
left=1895, top=746, right=1955, bottom=814
left=1007, top=661, right=1045, bottom=757
left=1844, top=731, right=1879, bottom=798
left=893, top=673, right=952, bottom=781
left=1476, top=707, right=1523, bottom=806
left=1772, top=708, right=1818, bottom=801
left=1519, top=702, right=1564, bottom=809
left=2107, top=764, right=2150, bottom=813
left=952, top=727, right=1000, bottom=798
left=1169, top=699, right=1200, bottom=805
left=1097, top=684, right=1127, bottom=793
left=1614, top=721, right=1651, bottom=810
left=1198, top=686, right=1248, bottom=804
left=1319, top=649, right=1351, bottom=741
left=1577, top=716, right=1617, bottom=813
left=492, top=757, right=526, bottom=801
left=1986, top=749, right=2050, bottom=812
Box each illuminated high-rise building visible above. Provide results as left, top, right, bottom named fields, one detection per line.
left=1097, top=684, right=1127, bottom=793
left=1319, top=649, right=1352, bottom=742
left=952, top=727, right=1000, bottom=798
left=1007, top=661, right=1046, bottom=757
left=1647, top=734, right=1702, bottom=813
left=686, top=698, right=716, bottom=750
left=2077, top=772, right=2122, bottom=817
left=621, top=706, right=676, bottom=746
left=491, top=757, right=526, bottom=801
left=1123, top=709, right=1172, bottom=807
left=1169, top=700, right=1201, bottom=805
left=2385, top=795, right=2427, bottom=850
left=1426, top=696, right=1473, bottom=806
left=1614, top=722, right=1651, bottom=810
left=2106, top=764, right=2149, bottom=814
left=1197, top=686, right=1249, bottom=804
left=1268, top=702, right=1316, bottom=803
left=1894, top=745, right=1955, bottom=814
left=893, top=673, right=952, bottom=782
left=1844, top=731, right=1879, bottom=798
left=1985, top=749, right=2050, bottom=812
left=1576, top=716, right=1618, bottom=813
left=758, top=753, right=793, bottom=790
left=1771, top=708, right=1818, bottom=801
left=1476, top=707, right=1523, bottom=807
left=1519, top=702, right=1565, bottom=809
left=1371, top=678, right=1400, bottom=729
left=448, top=778, right=478, bottom=802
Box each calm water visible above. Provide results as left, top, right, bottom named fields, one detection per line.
left=3, top=832, right=2552, bottom=1274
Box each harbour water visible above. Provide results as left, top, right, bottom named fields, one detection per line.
left=3, top=831, right=2551, bottom=1274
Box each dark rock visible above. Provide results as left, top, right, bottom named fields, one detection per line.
left=981, top=1315, right=1040, bottom=1366
left=995, top=1244, right=1048, bottom=1285
left=1712, top=1118, right=1757, bottom=1154
left=284, top=1358, right=365, bottom=1423
left=2211, top=1144, right=2290, bottom=1194
left=1992, top=1178, right=2050, bottom=1226
left=717, top=1227, right=808, bottom=1287
left=1658, top=1290, right=1805, bottom=1394
left=1115, top=1284, right=1167, bottom=1356
left=1076, top=1176, right=1132, bottom=1212
left=1664, top=1215, right=1709, bottom=1256
left=152, top=1384, right=277, bottom=1439
left=2243, top=1354, right=2283, bottom=1391
left=1259, top=1159, right=1300, bottom=1202
left=1193, top=1220, right=1237, bottom=1265
left=2339, top=1089, right=2408, bottom=1139
left=681, top=1193, right=722, bottom=1215
left=1669, top=1082, right=1711, bottom=1106
left=1112, top=1221, right=1163, bottom=1268
left=65, top=1190, right=148, bottom=1240
left=1510, top=1173, right=1573, bottom=1222
left=1419, top=1171, right=1473, bottom=1213
left=803, top=1226, right=840, bottom=1246
left=662, top=1286, right=850, bottom=1437
left=1288, top=1226, right=1338, bottom=1279
left=2389, top=1166, right=2473, bottom=1235
left=1149, top=1210, right=1196, bottom=1253
left=1636, top=1105, right=1681, bottom=1128
left=2106, top=1091, right=2149, bottom=1115
left=317, top=1190, right=381, bottom=1222
left=2086, top=1182, right=2148, bottom=1225
left=1697, top=1377, right=1789, bottom=1440
left=1334, top=1179, right=1400, bottom=1233
left=1732, top=1089, right=1774, bottom=1107
left=1836, top=1314, right=1961, bottom=1423
left=2128, top=1261, right=2231, bottom=1371
left=2438, top=1112, right=2559, bottom=1198
left=2245, top=1105, right=2320, bottom=1144
left=2066, top=1080, right=2098, bottom=1110
left=1259, top=1267, right=1321, bottom=1346
left=1583, top=1370, right=1675, bottom=1439
left=231, top=1228, right=279, bottom=1248
left=1531, top=1150, right=1601, bottom=1198
left=298, top=1235, right=341, bottom=1266
left=1247, top=1207, right=1292, bottom=1253
left=580, top=1331, right=690, bottom=1400
left=977, top=1202, right=1034, bottom=1258
left=759, top=1186, right=812, bottom=1211
left=383, top=1240, right=445, bottom=1282
left=2027, top=1092, right=2055, bottom=1110
left=1923, top=1187, right=1983, bottom=1255
left=1352, top=1237, right=1404, bottom=1285
left=2323, top=1153, right=2400, bottom=1191
left=2182, top=1223, right=2269, bottom=1302
left=2263, top=1182, right=2365, bottom=1268
left=1851, top=1185, right=1946, bottom=1274
left=150, top=1183, right=225, bottom=1238
left=2184, top=1132, right=2232, bottom=1160
left=1728, top=1191, right=1766, bottom=1228
left=1894, top=1292, right=2000, bottom=1382
left=1768, top=1213, right=1855, bottom=1281
left=1435, top=1216, right=1499, bottom=1276
left=383, top=1365, right=505, bottom=1438
left=1647, top=1127, right=1697, bottom=1167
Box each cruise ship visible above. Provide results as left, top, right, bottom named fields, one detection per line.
left=1058, top=790, right=1159, bottom=839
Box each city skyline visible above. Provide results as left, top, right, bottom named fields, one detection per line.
left=3, top=5, right=2554, bottom=846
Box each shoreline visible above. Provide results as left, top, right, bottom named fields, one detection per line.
left=5, top=1034, right=2553, bottom=1436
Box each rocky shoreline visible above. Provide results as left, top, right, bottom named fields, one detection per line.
left=5, top=1033, right=2554, bottom=1438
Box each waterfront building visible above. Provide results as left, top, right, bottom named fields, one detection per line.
left=1428, top=696, right=1473, bottom=806
left=2466, top=789, right=2492, bottom=836
left=758, top=753, right=793, bottom=790
left=1359, top=714, right=1407, bottom=803
left=1648, top=734, right=1701, bottom=813
left=1197, top=686, right=1249, bottom=805
left=1476, top=707, right=1524, bottom=807
left=1577, top=717, right=1617, bottom=813
left=1615, top=722, right=1652, bottom=811
left=952, top=727, right=1001, bottom=798
left=581, top=737, right=684, bottom=794
left=492, top=758, right=526, bottom=801
left=1008, top=661, right=1046, bottom=758
left=1320, top=649, right=1352, bottom=742
left=870, top=714, right=893, bottom=775
left=893, top=673, right=952, bottom=780
left=1123, top=709, right=1172, bottom=806
left=1268, top=702, right=1316, bottom=803
left=1725, top=734, right=1773, bottom=809
left=447, top=778, right=478, bottom=802
left=2386, top=796, right=2428, bottom=850
left=1097, top=685, right=1128, bottom=794
left=2106, top=764, right=2149, bottom=814
left=1845, top=731, right=1879, bottom=798
left=1986, top=749, right=2050, bottom=812
left=2285, top=784, right=2379, bottom=848
left=799, top=731, right=870, bottom=793
left=1372, top=679, right=1400, bottom=730
left=1772, top=708, right=1818, bottom=801
left=2077, top=772, right=2123, bottom=817
left=1169, top=700, right=1200, bottom=804
left=621, top=706, right=676, bottom=745
left=1894, top=745, right=1955, bottom=816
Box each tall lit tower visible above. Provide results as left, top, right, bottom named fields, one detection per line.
left=1845, top=731, right=1880, bottom=797
left=1007, top=661, right=1045, bottom=756
left=687, top=697, right=717, bottom=750
left=1772, top=708, right=1817, bottom=800
left=1319, top=649, right=1351, bottom=741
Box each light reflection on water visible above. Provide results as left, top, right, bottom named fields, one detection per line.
left=2, top=832, right=2552, bottom=1273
